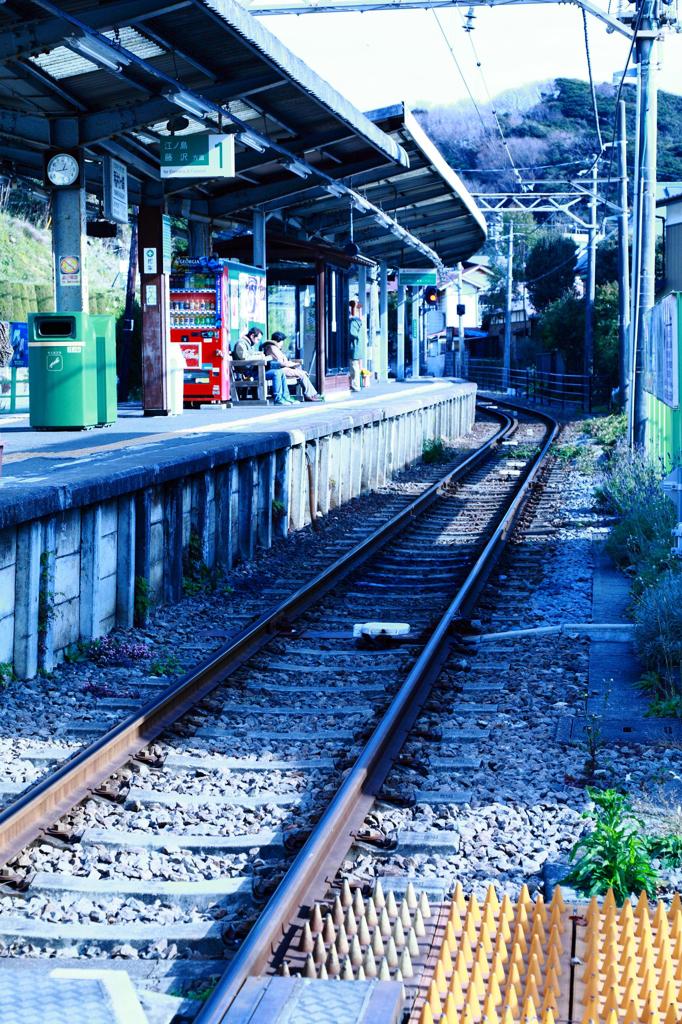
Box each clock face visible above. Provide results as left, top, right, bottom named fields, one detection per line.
left=47, top=153, right=80, bottom=187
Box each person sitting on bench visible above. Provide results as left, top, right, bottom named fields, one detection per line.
left=233, top=327, right=294, bottom=405
left=262, top=332, right=321, bottom=402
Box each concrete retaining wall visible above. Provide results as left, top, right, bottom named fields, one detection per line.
left=0, top=384, right=476, bottom=678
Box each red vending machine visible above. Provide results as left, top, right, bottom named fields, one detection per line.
left=169, top=257, right=230, bottom=407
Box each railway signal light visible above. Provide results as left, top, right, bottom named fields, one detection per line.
left=423, top=285, right=439, bottom=306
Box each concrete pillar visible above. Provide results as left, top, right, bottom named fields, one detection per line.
left=51, top=119, right=88, bottom=314
left=80, top=506, right=103, bottom=640
left=116, top=495, right=136, bottom=628
left=253, top=209, right=266, bottom=270
left=134, top=490, right=152, bottom=625
left=379, top=262, right=388, bottom=382
left=239, top=459, right=259, bottom=561
left=274, top=449, right=290, bottom=540
left=163, top=481, right=184, bottom=605
left=139, top=184, right=171, bottom=415
left=38, top=520, right=56, bottom=674
left=14, top=521, right=41, bottom=679
left=257, top=453, right=275, bottom=549
left=289, top=444, right=306, bottom=532
left=214, top=467, right=230, bottom=570
left=396, top=284, right=405, bottom=381
left=228, top=462, right=240, bottom=565
left=318, top=436, right=330, bottom=516
left=197, top=472, right=216, bottom=568
left=188, top=218, right=211, bottom=259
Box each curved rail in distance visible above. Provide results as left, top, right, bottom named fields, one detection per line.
left=196, top=399, right=559, bottom=1023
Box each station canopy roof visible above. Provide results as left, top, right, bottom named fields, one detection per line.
left=0, top=0, right=486, bottom=270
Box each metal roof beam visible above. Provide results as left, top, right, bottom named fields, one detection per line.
left=243, top=0, right=632, bottom=37
left=0, top=108, right=50, bottom=145
left=209, top=156, right=396, bottom=216
left=0, top=1, right=192, bottom=61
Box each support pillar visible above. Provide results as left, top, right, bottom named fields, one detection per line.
left=412, top=289, right=421, bottom=380
left=396, top=284, right=405, bottom=382
left=138, top=184, right=171, bottom=415
left=358, top=264, right=368, bottom=370
left=379, top=262, right=388, bottom=382
left=51, top=119, right=88, bottom=313
left=188, top=218, right=211, bottom=259
left=253, top=209, right=266, bottom=270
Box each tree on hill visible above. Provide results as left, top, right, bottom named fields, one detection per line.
left=524, top=235, right=577, bottom=311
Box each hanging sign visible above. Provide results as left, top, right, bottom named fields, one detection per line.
left=398, top=268, right=438, bottom=288
left=160, top=134, right=235, bottom=179
left=103, top=157, right=129, bottom=224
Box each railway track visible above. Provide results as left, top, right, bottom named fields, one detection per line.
left=0, top=400, right=558, bottom=1023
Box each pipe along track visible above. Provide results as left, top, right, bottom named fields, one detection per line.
left=0, top=399, right=557, bottom=1016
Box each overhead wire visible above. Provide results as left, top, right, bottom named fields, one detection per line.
left=431, top=10, right=489, bottom=137
left=582, top=8, right=604, bottom=154
left=456, top=7, right=525, bottom=189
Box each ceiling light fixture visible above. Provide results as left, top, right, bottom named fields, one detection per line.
left=285, top=160, right=312, bottom=179
left=167, top=90, right=215, bottom=120
left=240, top=130, right=266, bottom=153
left=66, top=34, right=131, bottom=71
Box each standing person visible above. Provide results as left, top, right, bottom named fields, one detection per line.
left=348, top=300, right=366, bottom=392
left=233, top=327, right=294, bottom=405
left=262, top=332, right=322, bottom=402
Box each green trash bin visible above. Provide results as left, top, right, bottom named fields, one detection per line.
left=91, top=314, right=117, bottom=427
left=28, top=312, right=117, bottom=429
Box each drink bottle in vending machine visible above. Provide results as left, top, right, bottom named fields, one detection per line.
left=169, top=258, right=230, bottom=406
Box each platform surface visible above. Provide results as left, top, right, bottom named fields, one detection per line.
left=0, top=379, right=472, bottom=527
left=0, top=967, right=148, bottom=1024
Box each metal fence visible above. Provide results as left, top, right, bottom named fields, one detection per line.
left=466, top=360, right=610, bottom=412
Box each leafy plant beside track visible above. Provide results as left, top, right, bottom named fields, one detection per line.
left=565, top=788, right=682, bottom=904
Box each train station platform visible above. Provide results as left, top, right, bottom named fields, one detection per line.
left=0, top=379, right=476, bottom=679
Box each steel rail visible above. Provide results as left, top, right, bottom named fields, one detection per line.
left=196, top=399, right=559, bottom=1024
left=0, top=404, right=513, bottom=868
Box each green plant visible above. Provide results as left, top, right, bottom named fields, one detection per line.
left=646, top=833, right=682, bottom=867
left=553, top=442, right=583, bottom=463
left=634, top=571, right=682, bottom=690
left=422, top=437, right=446, bottom=464
left=149, top=652, right=181, bottom=677
left=583, top=413, right=627, bottom=449
left=504, top=443, right=538, bottom=460
left=646, top=694, right=682, bottom=718
left=272, top=498, right=286, bottom=518
left=0, top=662, right=15, bottom=686
left=564, top=788, right=659, bottom=904
left=134, top=576, right=151, bottom=622
left=579, top=692, right=603, bottom=779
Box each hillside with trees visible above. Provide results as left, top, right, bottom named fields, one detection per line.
left=416, top=78, right=682, bottom=193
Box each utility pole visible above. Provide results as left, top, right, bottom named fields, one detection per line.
left=629, top=0, right=659, bottom=446
left=503, top=222, right=513, bottom=390
left=584, top=162, right=598, bottom=378
left=617, top=99, right=631, bottom=412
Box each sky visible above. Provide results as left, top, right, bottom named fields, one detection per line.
left=264, top=4, right=682, bottom=113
